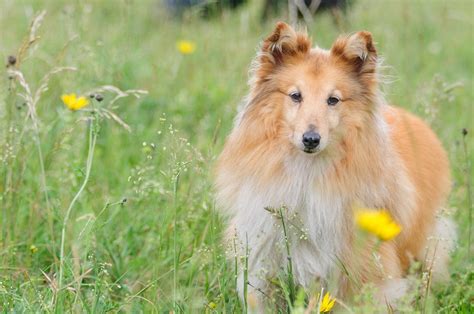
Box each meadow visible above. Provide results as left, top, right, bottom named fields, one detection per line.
left=0, top=0, right=472, bottom=312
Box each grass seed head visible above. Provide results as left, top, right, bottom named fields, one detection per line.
left=7, top=55, right=17, bottom=66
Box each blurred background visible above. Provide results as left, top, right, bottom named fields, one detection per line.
left=0, top=0, right=472, bottom=312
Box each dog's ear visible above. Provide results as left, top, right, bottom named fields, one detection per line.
left=330, top=31, right=377, bottom=79
left=255, top=22, right=311, bottom=81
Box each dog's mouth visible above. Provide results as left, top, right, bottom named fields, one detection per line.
left=303, top=148, right=320, bottom=154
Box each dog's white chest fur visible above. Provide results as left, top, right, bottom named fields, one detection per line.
left=230, top=156, right=347, bottom=288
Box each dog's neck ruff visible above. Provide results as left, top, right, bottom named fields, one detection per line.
left=229, top=153, right=349, bottom=288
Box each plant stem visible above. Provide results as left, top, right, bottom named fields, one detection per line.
left=461, top=129, right=472, bottom=257
left=58, top=120, right=97, bottom=295
left=243, top=233, right=249, bottom=314
left=233, top=235, right=238, bottom=292
left=33, top=130, right=55, bottom=243
left=279, top=206, right=295, bottom=309
left=422, top=241, right=439, bottom=314
left=173, top=170, right=181, bottom=312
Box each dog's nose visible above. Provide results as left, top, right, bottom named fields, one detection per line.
left=302, top=131, right=321, bottom=150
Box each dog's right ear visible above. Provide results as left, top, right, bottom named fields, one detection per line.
left=254, top=22, right=311, bottom=82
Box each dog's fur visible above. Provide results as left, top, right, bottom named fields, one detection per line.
left=215, top=22, right=455, bottom=308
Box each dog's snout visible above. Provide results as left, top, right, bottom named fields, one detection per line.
left=302, top=131, right=321, bottom=150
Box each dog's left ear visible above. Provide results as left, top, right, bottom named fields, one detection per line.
left=331, top=31, right=377, bottom=77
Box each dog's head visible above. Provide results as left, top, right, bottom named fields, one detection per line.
left=243, top=22, right=380, bottom=155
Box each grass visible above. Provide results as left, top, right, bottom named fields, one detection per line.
left=0, top=0, right=473, bottom=312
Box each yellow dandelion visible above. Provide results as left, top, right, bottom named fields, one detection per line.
left=29, top=244, right=38, bottom=254
left=177, top=40, right=196, bottom=55
left=355, top=208, right=402, bottom=241
left=61, top=93, right=89, bottom=111
left=319, top=292, right=336, bottom=313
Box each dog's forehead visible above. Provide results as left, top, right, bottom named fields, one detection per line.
left=299, top=47, right=336, bottom=76
left=310, top=46, right=330, bottom=55
left=278, top=46, right=340, bottom=85
left=307, top=46, right=332, bottom=66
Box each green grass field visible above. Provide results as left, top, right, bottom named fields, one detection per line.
left=1, top=0, right=473, bottom=312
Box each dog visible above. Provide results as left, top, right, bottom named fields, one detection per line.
left=215, top=22, right=455, bottom=310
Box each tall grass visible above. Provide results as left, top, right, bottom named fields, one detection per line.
left=0, top=0, right=472, bottom=312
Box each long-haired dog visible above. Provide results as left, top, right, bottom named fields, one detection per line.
left=215, top=22, right=455, bottom=309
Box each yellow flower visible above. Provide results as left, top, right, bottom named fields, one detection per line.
left=319, top=292, right=336, bottom=313
left=355, top=208, right=402, bottom=241
left=177, top=40, right=196, bottom=55
left=61, top=93, right=89, bottom=111
left=29, top=244, right=38, bottom=254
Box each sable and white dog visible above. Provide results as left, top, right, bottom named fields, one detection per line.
left=215, top=22, right=455, bottom=309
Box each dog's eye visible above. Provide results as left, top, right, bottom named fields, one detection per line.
left=327, top=96, right=340, bottom=106
left=289, top=92, right=302, bottom=103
